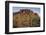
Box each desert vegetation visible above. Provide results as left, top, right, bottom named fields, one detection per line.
left=13, top=9, right=40, bottom=28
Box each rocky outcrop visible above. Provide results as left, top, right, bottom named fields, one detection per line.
left=13, top=9, right=40, bottom=28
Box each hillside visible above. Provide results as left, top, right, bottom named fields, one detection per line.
left=13, top=9, right=40, bottom=28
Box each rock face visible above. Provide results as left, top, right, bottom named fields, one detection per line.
left=13, top=9, right=40, bottom=28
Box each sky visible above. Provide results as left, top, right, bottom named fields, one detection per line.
left=13, top=7, right=40, bottom=16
